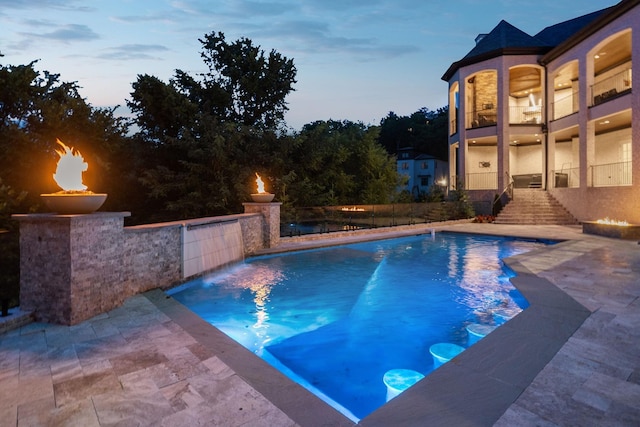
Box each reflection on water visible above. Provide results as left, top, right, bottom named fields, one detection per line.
left=170, top=233, right=550, bottom=420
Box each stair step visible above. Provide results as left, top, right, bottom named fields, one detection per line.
left=495, top=190, right=578, bottom=225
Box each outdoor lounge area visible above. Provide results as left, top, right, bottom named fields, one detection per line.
left=1, top=222, right=638, bottom=426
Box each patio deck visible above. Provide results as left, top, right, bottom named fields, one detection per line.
left=1, top=223, right=639, bottom=426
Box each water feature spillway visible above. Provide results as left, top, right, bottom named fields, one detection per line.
left=182, top=219, right=244, bottom=278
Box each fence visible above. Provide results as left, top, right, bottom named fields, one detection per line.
left=281, top=202, right=473, bottom=237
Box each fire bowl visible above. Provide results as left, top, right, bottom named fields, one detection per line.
left=250, top=193, right=275, bottom=203
left=41, top=193, right=108, bottom=214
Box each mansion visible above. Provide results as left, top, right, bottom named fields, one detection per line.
left=442, top=0, right=640, bottom=223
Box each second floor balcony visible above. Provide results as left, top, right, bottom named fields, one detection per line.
left=591, top=68, right=632, bottom=106
left=467, top=108, right=497, bottom=129
left=553, top=90, right=578, bottom=120
left=509, top=105, right=543, bottom=125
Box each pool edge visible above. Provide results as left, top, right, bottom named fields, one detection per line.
left=151, top=225, right=594, bottom=426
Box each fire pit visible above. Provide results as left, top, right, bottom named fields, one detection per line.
left=250, top=173, right=275, bottom=203
left=41, top=139, right=107, bottom=214
left=583, top=218, right=640, bottom=240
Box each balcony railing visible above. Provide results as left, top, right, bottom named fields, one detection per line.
left=550, top=167, right=579, bottom=188
left=591, top=68, right=632, bottom=106
left=589, top=161, right=631, bottom=187
left=467, top=108, right=497, bottom=129
left=509, top=105, right=543, bottom=124
left=450, top=118, right=458, bottom=135
left=553, top=90, right=578, bottom=120
left=465, top=172, right=497, bottom=190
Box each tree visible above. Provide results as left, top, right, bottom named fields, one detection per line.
left=283, top=120, right=402, bottom=206
left=378, top=107, right=449, bottom=160
left=198, top=31, right=297, bottom=129
left=0, top=60, right=132, bottom=212
left=127, top=31, right=297, bottom=221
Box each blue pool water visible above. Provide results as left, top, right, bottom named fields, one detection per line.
left=169, top=232, right=549, bottom=420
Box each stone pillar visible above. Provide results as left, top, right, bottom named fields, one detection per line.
left=242, top=202, right=281, bottom=248
left=12, top=212, right=130, bottom=325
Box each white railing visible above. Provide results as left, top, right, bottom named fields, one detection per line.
left=591, top=68, right=632, bottom=106
left=589, top=161, right=631, bottom=187
left=553, top=90, right=578, bottom=120
left=509, top=105, right=543, bottom=124
left=465, top=172, right=497, bottom=190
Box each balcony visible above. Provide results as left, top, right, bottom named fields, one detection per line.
left=465, top=172, right=497, bottom=190
left=589, top=161, right=631, bottom=187
left=591, top=68, right=632, bottom=106
left=509, top=105, right=543, bottom=124
left=552, top=90, right=578, bottom=120
left=467, top=108, right=497, bottom=129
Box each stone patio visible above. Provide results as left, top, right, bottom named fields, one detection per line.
left=1, top=223, right=639, bottom=426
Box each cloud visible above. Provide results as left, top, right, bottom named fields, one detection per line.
left=169, top=0, right=296, bottom=18
left=20, top=24, right=100, bottom=43
left=97, top=44, right=171, bottom=61
left=0, top=0, right=93, bottom=12
left=250, top=19, right=420, bottom=61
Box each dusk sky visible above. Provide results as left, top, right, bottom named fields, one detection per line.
left=1, top=0, right=615, bottom=130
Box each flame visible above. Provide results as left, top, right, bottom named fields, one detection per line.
left=53, top=139, right=88, bottom=191
left=255, top=173, right=267, bottom=194
left=596, top=217, right=629, bottom=226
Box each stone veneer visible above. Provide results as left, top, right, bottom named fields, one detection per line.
left=242, top=202, right=282, bottom=248
left=13, top=202, right=280, bottom=325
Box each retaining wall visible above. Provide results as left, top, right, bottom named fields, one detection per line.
left=13, top=203, right=280, bottom=325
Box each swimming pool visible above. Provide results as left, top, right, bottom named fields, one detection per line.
left=169, top=232, right=549, bottom=420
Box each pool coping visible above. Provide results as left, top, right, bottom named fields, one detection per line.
left=150, top=226, right=592, bottom=426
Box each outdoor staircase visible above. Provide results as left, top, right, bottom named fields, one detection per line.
left=494, top=189, right=579, bottom=225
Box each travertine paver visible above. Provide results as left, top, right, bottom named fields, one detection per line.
left=0, top=295, right=298, bottom=427
left=495, top=234, right=640, bottom=426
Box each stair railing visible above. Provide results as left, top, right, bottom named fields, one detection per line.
left=492, top=171, right=514, bottom=215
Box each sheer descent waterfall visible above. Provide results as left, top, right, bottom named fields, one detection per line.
left=182, top=220, right=244, bottom=278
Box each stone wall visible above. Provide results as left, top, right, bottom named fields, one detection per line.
left=14, top=213, right=130, bottom=324
left=14, top=203, right=280, bottom=325
left=122, top=224, right=182, bottom=295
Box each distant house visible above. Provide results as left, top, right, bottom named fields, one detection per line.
left=396, top=148, right=448, bottom=199
left=442, top=0, right=639, bottom=223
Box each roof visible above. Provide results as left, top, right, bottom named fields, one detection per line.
left=462, top=20, right=545, bottom=60
left=441, top=3, right=621, bottom=81
left=534, top=7, right=615, bottom=46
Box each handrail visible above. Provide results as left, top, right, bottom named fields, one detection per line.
left=492, top=171, right=514, bottom=214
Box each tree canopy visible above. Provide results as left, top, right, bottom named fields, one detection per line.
left=378, top=107, right=449, bottom=160
left=1, top=31, right=444, bottom=226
